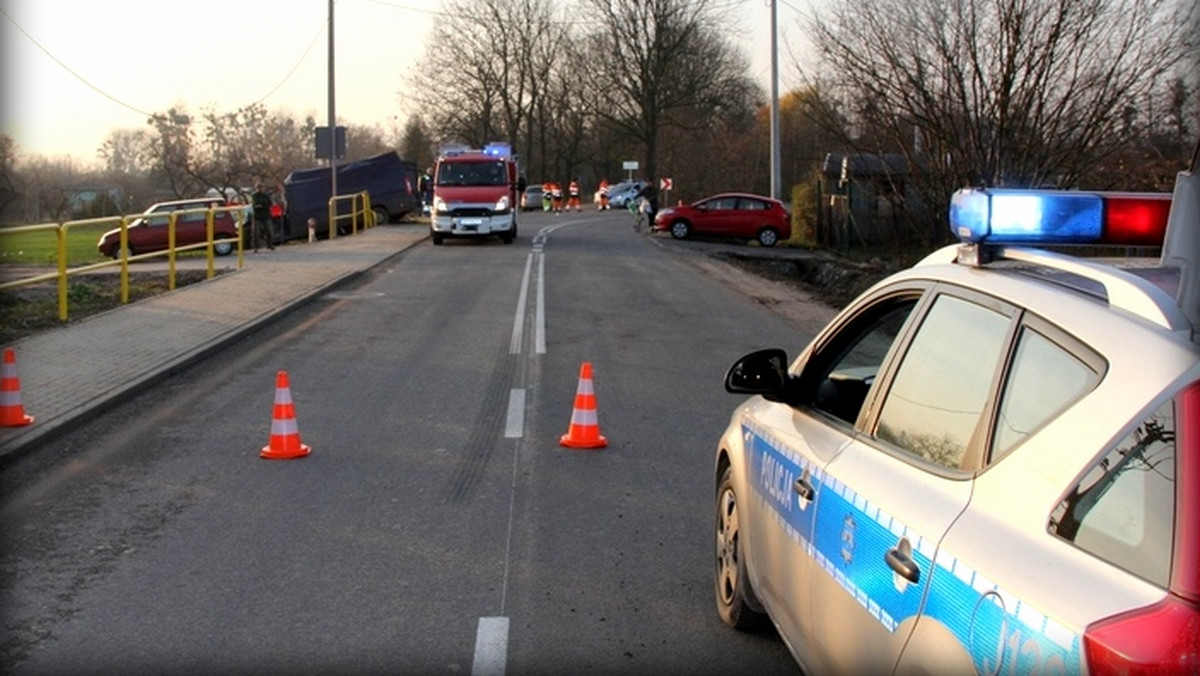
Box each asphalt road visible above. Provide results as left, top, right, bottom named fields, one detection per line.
left=0, top=211, right=824, bottom=674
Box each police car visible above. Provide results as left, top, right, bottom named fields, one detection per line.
left=713, top=153, right=1200, bottom=673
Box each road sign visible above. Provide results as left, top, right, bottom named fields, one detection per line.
left=623, top=161, right=640, bottom=171
left=315, top=126, right=346, bottom=159
left=661, top=178, right=673, bottom=191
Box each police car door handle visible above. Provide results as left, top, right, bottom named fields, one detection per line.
left=885, top=538, right=920, bottom=584
left=792, top=475, right=814, bottom=502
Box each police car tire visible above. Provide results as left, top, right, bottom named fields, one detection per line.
left=715, top=466, right=767, bottom=631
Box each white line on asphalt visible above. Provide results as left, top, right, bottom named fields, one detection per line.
left=510, top=254, right=533, bottom=354
left=472, top=616, right=509, bottom=676
left=535, top=253, right=546, bottom=354
left=505, top=389, right=525, bottom=438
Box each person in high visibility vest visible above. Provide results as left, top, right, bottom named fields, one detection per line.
left=597, top=178, right=610, bottom=210
left=542, top=181, right=553, bottom=212
left=567, top=178, right=582, bottom=212
left=551, top=182, right=564, bottom=213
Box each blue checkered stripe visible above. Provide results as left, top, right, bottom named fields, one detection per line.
left=742, top=421, right=1083, bottom=674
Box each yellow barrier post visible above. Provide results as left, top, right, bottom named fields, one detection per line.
left=120, top=215, right=131, bottom=304
left=55, top=224, right=68, bottom=321
left=167, top=212, right=178, bottom=291
left=206, top=209, right=216, bottom=279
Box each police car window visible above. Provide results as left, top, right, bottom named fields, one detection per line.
left=807, top=298, right=919, bottom=425
left=992, top=326, right=1100, bottom=459
left=875, top=294, right=1009, bottom=470
left=1049, top=399, right=1175, bottom=587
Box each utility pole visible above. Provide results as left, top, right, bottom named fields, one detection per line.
left=769, top=0, right=782, bottom=201
left=328, top=0, right=337, bottom=198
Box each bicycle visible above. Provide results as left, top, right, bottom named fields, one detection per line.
left=630, top=197, right=647, bottom=232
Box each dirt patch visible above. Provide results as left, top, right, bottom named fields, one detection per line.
left=0, top=269, right=222, bottom=346
left=688, top=250, right=894, bottom=333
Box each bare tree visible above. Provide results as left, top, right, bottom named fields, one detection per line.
left=802, top=0, right=1192, bottom=243
left=146, top=108, right=200, bottom=199
left=576, top=0, right=754, bottom=184
left=0, top=135, right=22, bottom=222
left=19, top=156, right=83, bottom=224
left=98, top=128, right=156, bottom=212
left=406, top=0, right=565, bottom=152
left=398, top=115, right=436, bottom=172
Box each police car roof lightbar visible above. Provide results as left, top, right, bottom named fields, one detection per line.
left=949, top=188, right=1172, bottom=246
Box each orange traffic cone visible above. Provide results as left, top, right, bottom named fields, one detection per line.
left=1, top=347, right=34, bottom=427
left=560, top=362, right=607, bottom=449
left=260, top=370, right=311, bottom=459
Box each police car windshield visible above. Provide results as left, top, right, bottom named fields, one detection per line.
left=438, top=161, right=507, bottom=187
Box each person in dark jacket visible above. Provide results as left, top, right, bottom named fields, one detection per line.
left=250, top=182, right=276, bottom=251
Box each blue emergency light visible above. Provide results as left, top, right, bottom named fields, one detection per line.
left=950, top=188, right=1171, bottom=246
left=482, top=142, right=512, bottom=159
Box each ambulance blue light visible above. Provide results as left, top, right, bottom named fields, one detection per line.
left=949, top=188, right=1171, bottom=246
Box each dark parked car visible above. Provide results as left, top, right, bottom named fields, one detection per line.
left=97, top=198, right=242, bottom=259
left=653, top=192, right=791, bottom=246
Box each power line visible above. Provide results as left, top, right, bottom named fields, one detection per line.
left=1, top=5, right=328, bottom=121
left=249, top=17, right=329, bottom=108
left=0, top=5, right=155, bottom=118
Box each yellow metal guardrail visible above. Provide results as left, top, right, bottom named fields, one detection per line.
left=327, top=191, right=375, bottom=239
left=0, top=206, right=244, bottom=322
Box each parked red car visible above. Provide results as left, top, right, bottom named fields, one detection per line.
left=97, top=198, right=243, bottom=259
left=652, top=192, right=791, bottom=247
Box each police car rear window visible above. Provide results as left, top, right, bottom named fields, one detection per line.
left=1049, top=398, right=1176, bottom=587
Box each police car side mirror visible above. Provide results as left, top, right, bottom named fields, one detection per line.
left=725, top=348, right=790, bottom=399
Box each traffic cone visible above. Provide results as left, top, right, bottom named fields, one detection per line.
left=560, top=362, right=607, bottom=449
left=1, top=347, right=34, bottom=427
left=260, top=370, right=311, bottom=459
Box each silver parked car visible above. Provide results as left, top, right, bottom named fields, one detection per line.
left=714, top=153, right=1200, bottom=673
left=605, top=180, right=646, bottom=208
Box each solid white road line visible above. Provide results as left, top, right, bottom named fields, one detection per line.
left=472, top=616, right=509, bottom=676
left=535, top=253, right=546, bottom=354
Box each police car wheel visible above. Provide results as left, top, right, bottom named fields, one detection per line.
left=715, top=466, right=766, bottom=630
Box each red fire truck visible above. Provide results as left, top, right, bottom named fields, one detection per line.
left=429, top=142, right=524, bottom=245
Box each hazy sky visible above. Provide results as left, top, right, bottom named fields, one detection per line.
left=0, top=0, right=801, bottom=166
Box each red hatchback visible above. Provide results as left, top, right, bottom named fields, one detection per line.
left=653, top=192, right=791, bottom=247
left=97, top=198, right=243, bottom=259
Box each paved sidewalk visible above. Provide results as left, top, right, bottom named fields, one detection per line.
left=0, top=223, right=427, bottom=462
